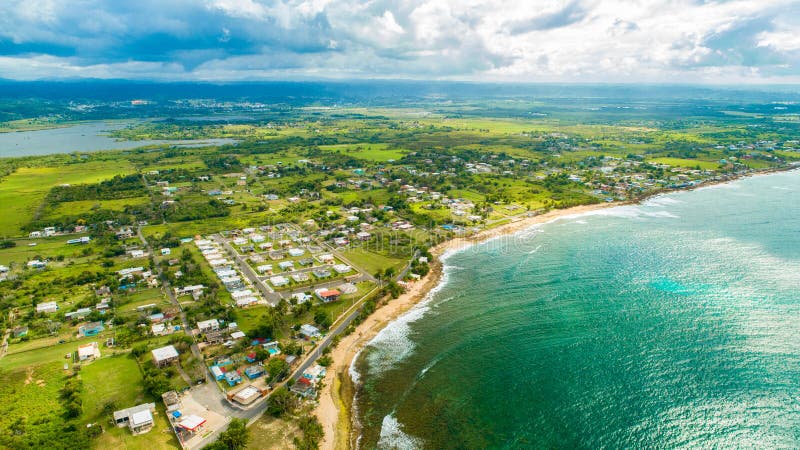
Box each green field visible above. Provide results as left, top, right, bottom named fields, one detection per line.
left=648, top=157, right=721, bottom=170
left=44, top=196, right=150, bottom=219
left=318, top=143, right=407, bottom=162
left=0, top=161, right=136, bottom=236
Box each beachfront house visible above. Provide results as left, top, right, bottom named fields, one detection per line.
left=300, top=324, right=322, bottom=339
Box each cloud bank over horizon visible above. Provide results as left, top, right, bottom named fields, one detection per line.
left=0, top=0, right=798, bottom=83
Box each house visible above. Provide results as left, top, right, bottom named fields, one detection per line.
left=299, top=324, right=321, bottom=339
left=151, top=323, right=171, bottom=336
left=292, top=292, right=312, bottom=304
left=356, top=231, right=371, bottom=241
left=236, top=297, right=259, bottom=308
left=36, top=301, right=58, bottom=314
left=210, top=365, right=225, bottom=381
left=332, top=264, right=352, bottom=274
left=291, top=376, right=315, bottom=396
left=151, top=345, right=179, bottom=367
left=0, top=265, right=8, bottom=273
left=65, top=307, right=92, bottom=320
left=160, top=248, right=171, bottom=256
left=230, top=331, right=246, bottom=340
left=244, top=366, right=264, bottom=379
left=270, top=276, right=289, bottom=287
left=129, top=249, right=145, bottom=258
left=77, top=342, right=101, bottom=361
left=317, top=254, right=335, bottom=264
left=315, top=289, right=341, bottom=303
left=197, top=319, right=220, bottom=333
left=278, top=261, right=294, bottom=271
left=257, top=264, right=273, bottom=274
left=291, top=273, right=309, bottom=283
left=148, top=313, right=165, bottom=323
left=27, top=260, right=47, bottom=269
left=232, top=385, right=262, bottom=405
left=78, top=321, right=105, bottom=337
left=12, top=326, right=28, bottom=338
left=312, top=268, right=331, bottom=278
left=113, top=403, right=156, bottom=434
left=224, top=371, right=242, bottom=386
left=287, top=248, right=305, bottom=257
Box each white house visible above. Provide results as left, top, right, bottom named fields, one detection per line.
left=151, top=345, right=179, bottom=367
left=77, top=342, right=101, bottom=361
left=197, top=319, right=220, bottom=333
left=299, top=324, right=321, bottom=339
left=270, top=276, right=289, bottom=287
left=113, top=403, right=156, bottom=435
left=36, top=301, right=58, bottom=314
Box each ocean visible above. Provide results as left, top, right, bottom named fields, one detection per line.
left=352, top=170, right=800, bottom=449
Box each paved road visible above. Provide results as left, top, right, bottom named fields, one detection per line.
left=137, top=225, right=209, bottom=382
left=213, top=235, right=282, bottom=306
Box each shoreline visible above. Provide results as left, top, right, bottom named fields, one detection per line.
left=312, top=166, right=799, bottom=450
left=312, top=202, right=615, bottom=450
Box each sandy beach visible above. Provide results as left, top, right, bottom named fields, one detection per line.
left=313, top=202, right=616, bottom=450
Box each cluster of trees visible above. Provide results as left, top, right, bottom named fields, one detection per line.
left=46, top=174, right=145, bottom=202
left=205, top=418, right=249, bottom=450
left=294, top=415, right=325, bottom=450
left=163, top=199, right=230, bottom=222
left=60, top=375, right=83, bottom=418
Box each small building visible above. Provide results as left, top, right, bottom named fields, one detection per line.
left=232, top=385, right=262, bottom=405
left=160, top=248, right=171, bottom=256
left=315, top=289, right=341, bottom=303
left=333, top=264, right=352, bottom=274
left=177, top=415, right=207, bottom=435
left=230, top=331, right=246, bottom=340
left=36, top=301, right=58, bottom=314
left=224, top=371, right=242, bottom=386
left=299, top=324, right=321, bottom=339
left=113, top=403, right=156, bottom=434
left=12, top=326, right=28, bottom=338
left=197, top=319, right=220, bottom=333
left=245, top=366, right=265, bottom=379
left=161, top=390, right=181, bottom=412
left=270, top=276, right=289, bottom=287
left=77, top=342, right=101, bottom=361
left=151, top=345, right=179, bottom=368
left=27, top=260, right=47, bottom=269
left=78, top=321, right=105, bottom=337
left=291, top=376, right=315, bottom=396
left=210, top=365, right=224, bottom=381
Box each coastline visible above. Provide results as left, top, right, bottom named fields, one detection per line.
left=312, top=202, right=615, bottom=450
left=312, top=165, right=800, bottom=450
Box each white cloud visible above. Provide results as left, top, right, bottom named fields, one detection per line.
left=0, top=0, right=798, bottom=82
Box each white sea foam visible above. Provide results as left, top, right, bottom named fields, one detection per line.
left=644, top=196, right=684, bottom=207
left=363, top=269, right=450, bottom=374
left=377, top=414, right=423, bottom=450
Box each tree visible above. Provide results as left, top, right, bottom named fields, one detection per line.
left=267, top=358, right=289, bottom=382
left=266, top=386, right=297, bottom=417
left=294, top=415, right=324, bottom=450
left=209, top=418, right=249, bottom=450
left=313, top=310, right=332, bottom=329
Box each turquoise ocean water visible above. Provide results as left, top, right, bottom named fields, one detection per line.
left=353, top=170, right=800, bottom=449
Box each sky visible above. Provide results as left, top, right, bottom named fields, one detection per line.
left=0, top=0, right=799, bottom=83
